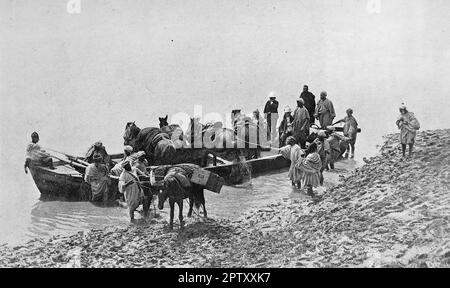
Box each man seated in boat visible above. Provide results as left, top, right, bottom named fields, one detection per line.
left=24, top=132, right=54, bottom=173
left=84, top=141, right=112, bottom=170
left=84, top=154, right=111, bottom=202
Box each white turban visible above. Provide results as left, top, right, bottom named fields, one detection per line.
left=124, top=145, right=133, bottom=152
left=399, top=103, right=407, bottom=110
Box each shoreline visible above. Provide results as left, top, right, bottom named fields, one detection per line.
left=1, top=129, right=449, bottom=267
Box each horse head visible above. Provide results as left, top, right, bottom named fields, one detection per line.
left=158, top=115, right=169, bottom=128
left=123, top=121, right=140, bottom=146
left=158, top=180, right=170, bottom=210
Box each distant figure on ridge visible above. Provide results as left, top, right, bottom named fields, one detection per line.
left=314, top=91, right=336, bottom=128
left=263, top=95, right=279, bottom=141
left=300, top=85, right=316, bottom=124
left=24, top=132, right=54, bottom=173
left=335, top=108, right=358, bottom=158
left=396, top=103, right=420, bottom=158
left=292, top=98, right=310, bottom=149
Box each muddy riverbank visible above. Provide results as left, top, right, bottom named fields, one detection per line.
left=1, top=129, right=449, bottom=267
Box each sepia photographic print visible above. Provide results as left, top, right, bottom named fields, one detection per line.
left=0, top=0, right=449, bottom=274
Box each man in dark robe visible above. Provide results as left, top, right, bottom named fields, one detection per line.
left=263, top=96, right=279, bottom=141
left=300, top=85, right=316, bottom=125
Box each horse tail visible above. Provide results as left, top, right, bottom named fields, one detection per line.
left=191, top=184, right=205, bottom=209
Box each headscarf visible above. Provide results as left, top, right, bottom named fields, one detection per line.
left=399, top=103, right=407, bottom=110
left=286, top=136, right=296, bottom=145
left=124, top=145, right=133, bottom=152
left=284, top=106, right=292, bottom=113
left=297, top=98, right=304, bottom=104
left=317, top=130, right=327, bottom=138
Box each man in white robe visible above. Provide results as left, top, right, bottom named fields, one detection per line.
left=118, top=161, right=144, bottom=222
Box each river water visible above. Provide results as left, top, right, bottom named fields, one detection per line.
left=1, top=1, right=449, bottom=246
left=1, top=153, right=361, bottom=247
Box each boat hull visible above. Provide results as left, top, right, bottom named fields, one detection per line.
left=29, top=154, right=290, bottom=201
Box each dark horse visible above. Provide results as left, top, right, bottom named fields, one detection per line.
left=158, top=115, right=185, bottom=144
left=123, top=122, right=177, bottom=165
left=157, top=165, right=207, bottom=229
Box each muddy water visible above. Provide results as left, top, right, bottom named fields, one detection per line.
left=0, top=157, right=358, bottom=247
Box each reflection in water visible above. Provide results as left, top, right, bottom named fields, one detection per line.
left=28, top=201, right=130, bottom=241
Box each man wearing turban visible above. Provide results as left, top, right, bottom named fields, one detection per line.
left=314, top=91, right=336, bottom=128
left=292, top=98, right=310, bottom=148
left=24, top=132, right=54, bottom=173
left=118, top=160, right=144, bottom=222
left=279, top=136, right=304, bottom=189
left=300, top=85, right=316, bottom=124
left=84, top=153, right=111, bottom=202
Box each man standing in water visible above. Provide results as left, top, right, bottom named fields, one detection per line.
left=85, top=154, right=111, bottom=202
left=396, top=103, right=420, bottom=157
left=300, top=85, right=316, bottom=125
left=118, top=160, right=144, bottom=222
left=314, top=91, right=336, bottom=128
left=263, top=95, right=279, bottom=141
left=24, top=132, right=54, bottom=173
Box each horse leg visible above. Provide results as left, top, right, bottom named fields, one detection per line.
left=142, top=195, right=151, bottom=218
left=169, top=199, right=175, bottom=230
left=178, top=200, right=184, bottom=229
left=187, top=195, right=194, bottom=217
left=202, top=202, right=207, bottom=218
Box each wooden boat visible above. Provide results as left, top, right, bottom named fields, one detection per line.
left=29, top=152, right=290, bottom=201
left=29, top=124, right=360, bottom=201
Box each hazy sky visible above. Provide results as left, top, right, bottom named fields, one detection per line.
left=1, top=0, right=449, bottom=165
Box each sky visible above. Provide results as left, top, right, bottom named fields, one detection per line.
left=1, top=0, right=449, bottom=183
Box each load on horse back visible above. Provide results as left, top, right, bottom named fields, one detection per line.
left=185, top=117, right=236, bottom=149
left=306, top=124, right=350, bottom=168
left=158, top=115, right=185, bottom=149
left=157, top=164, right=207, bottom=230
left=123, top=122, right=177, bottom=165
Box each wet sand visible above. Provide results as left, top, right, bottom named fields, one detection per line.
left=1, top=129, right=449, bottom=267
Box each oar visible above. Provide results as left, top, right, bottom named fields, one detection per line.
left=42, top=147, right=90, bottom=166
left=48, top=153, right=87, bottom=170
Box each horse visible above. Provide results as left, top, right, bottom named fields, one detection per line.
left=185, top=117, right=237, bottom=149
left=123, top=122, right=177, bottom=165
left=158, top=115, right=185, bottom=146
left=157, top=165, right=207, bottom=229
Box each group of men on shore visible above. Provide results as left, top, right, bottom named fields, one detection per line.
left=261, top=85, right=358, bottom=198
left=261, top=85, right=358, bottom=157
